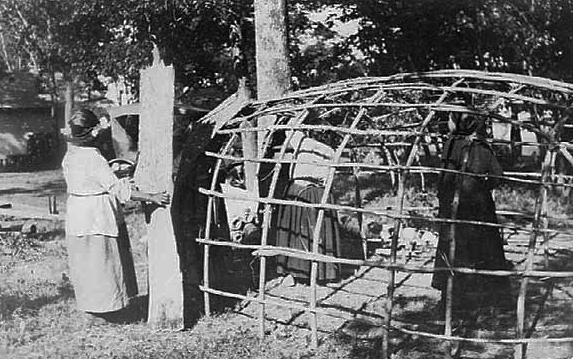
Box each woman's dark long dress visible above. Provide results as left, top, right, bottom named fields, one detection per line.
left=432, top=136, right=511, bottom=308
left=172, top=123, right=230, bottom=326
left=274, top=180, right=341, bottom=282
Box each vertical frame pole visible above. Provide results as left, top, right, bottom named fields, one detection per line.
left=256, top=110, right=311, bottom=338
left=203, top=135, right=239, bottom=316
left=308, top=92, right=383, bottom=348
left=384, top=81, right=462, bottom=358
left=515, top=148, right=554, bottom=358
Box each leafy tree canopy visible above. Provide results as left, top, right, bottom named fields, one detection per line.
left=308, top=0, right=573, bottom=80
left=0, top=0, right=571, bottom=102
left=0, top=0, right=251, bottom=96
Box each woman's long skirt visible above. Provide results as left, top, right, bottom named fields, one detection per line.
left=66, top=224, right=138, bottom=313
left=432, top=199, right=511, bottom=308
left=274, top=182, right=341, bottom=282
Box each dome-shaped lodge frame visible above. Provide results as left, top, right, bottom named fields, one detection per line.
left=192, top=70, right=573, bottom=358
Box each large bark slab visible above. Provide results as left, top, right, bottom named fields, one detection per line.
left=135, top=53, right=183, bottom=330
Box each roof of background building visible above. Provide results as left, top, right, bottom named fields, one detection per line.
left=0, top=72, right=51, bottom=109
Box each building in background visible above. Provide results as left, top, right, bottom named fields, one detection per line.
left=0, top=71, right=62, bottom=170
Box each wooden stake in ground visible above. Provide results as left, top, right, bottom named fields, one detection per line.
left=135, top=45, right=183, bottom=330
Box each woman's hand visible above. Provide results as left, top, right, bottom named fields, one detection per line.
left=150, top=191, right=171, bottom=207
left=132, top=190, right=171, bottom=223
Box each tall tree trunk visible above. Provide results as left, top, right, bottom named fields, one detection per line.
left=50, top=72, right=57, bottom=121
left=232, top=17, right=258, bottom=193
left=253, top=0, right=291, bottom=344
left=0, top=32, right=12, bottom=72
left=49, top=71, right=60, bottom=153
left=64, top=79, right=74, bottom=132
left=254, top=0, right=291, bottom=131
left=252, top=0, right=291, bottom=189
left=238, top=77, right=258, bottom=193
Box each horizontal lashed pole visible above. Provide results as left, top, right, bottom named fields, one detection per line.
left=198, top=186, right=566, bottom=236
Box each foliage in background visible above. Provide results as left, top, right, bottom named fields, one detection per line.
left=0, top=0, right=251, bottom=98
left=311, top=0, right=573, bottom=80
left=0, top=0, right=572, bottom=102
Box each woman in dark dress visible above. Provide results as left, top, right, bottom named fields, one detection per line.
left=432, top=114, right=511, bottom=311
left=171, top=123, right=230, bottom=326
left=272, top=132, right=342, bottom=284
left=274, top=180, right=341, bottom=283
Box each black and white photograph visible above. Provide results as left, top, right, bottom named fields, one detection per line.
left=1, top=1, right=573, bottom=358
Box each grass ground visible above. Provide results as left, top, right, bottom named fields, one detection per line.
left=0, top=209, right=349, bottom=359
left=1, top=170, right=573, bottom=358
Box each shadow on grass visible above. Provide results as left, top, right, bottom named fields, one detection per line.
left=0, top=180, right=66, bottom=197
left=31, top=227, right=66, bottom=242
left=0, top=279, right=74, bottom=320
left=212, top=248, right=259, bottom=311
left=176, top=246, right=259, bottom=329
left=103, top=294, right=149, bottom=324
left=331, top=246, right=573, bottom=358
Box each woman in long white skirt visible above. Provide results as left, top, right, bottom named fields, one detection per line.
left=62, top=109, right=169, bottom=322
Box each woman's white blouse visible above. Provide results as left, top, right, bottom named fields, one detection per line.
left=62, top=145, right=131, bottom=237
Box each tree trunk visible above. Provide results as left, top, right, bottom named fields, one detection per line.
left=238, top=77, right=258, bottom=193
left=254, top=0, right=291, bottom=132
left=253, top=0, right=291, bottom=191
left=253, top=0, right=291, bottom=343
left=64, top=79, right=74, bottom=133
left=49, top=71, right=60, bottom=154
left=50, top=72, right=57, bottom=121
left=0, top=32, right=13, bottom=72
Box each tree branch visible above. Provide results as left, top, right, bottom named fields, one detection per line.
left=0, top=32, right=13, bottom=71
